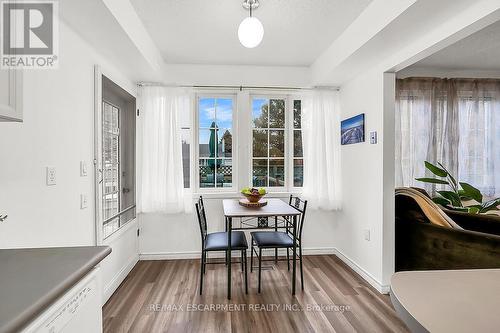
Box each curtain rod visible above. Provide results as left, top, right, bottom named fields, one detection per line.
left=136, top=82, right=339, bottom=91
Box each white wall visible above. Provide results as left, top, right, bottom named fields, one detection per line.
left=0, top=21, right=138, bottom=302
left=163, top=64, right=311, bottom=87
left=336, top=68, right=387, bottom=290
left=139, top=197, right=339, bottom=259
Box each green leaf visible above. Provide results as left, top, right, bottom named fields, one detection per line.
left=437, top=162, right=457, bottom=188
left=432, top=197, right=451, bottom=207
left=458, top=190, right=472, bottom=200
left=437, top=191, right=462, bottom=207
left=459, top=182, right=483, bottom=203
left=424, top=161, right=448, bottom=177
left=447, top=206, right=469, bottom=212
left=467, top=207, right=480, bottom=214
left=480, top=198, right=500, bottom=213
left=416, top=177, right=449, bottom=185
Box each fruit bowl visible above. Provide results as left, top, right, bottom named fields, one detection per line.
left=241, top=187, right=266, bottom=203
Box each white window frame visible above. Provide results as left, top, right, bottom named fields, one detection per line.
left=194, top=93, right=238, bottom=194
left=288, top=97, right=304, bottom=191
left=248, top=93, right=303, bottom=193
left=188, top=89, right=303, bottom=196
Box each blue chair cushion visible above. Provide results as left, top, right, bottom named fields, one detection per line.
left=204, top=231, right=248, bottom=251
left=251, top=231, right=294, bottom=248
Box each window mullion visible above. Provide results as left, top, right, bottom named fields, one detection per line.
left=286, top=96, right=292, bottom=191
left=267, top=101, right=270, bottom=187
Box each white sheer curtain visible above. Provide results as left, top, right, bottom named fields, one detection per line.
left=301, top=90, right=342, bottom=210
left=138, top=86, right=192, bottom=214
left=456, top=80, right=500, bottom=197
left=395, top=78, right=500, bottom=197
left=395, top=78, right=454, bottom=194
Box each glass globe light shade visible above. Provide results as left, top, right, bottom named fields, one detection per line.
left=238, top=17, right=264, bottom=48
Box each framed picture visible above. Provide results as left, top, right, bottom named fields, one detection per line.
left=341, top=113, right=365, bottom=145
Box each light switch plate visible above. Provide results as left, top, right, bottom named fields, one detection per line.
left=370, top=131, right=377, bottom=144
left=80, top=161, right=88, bottom=177
left=46, top=167, right=56, bottom=186
left=80, top=194, right=88, bottom=209
left=364, top=229, right=371, bottom=241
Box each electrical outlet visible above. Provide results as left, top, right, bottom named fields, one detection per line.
left=46, top=167, right=56, bottom=186
left=370, top=131, right=377, bottom=144
left=80, top=161, right=88, bottom=177
left=80, top=194, right=88, bottom=209
left=364, top=229, right=371, bottom=241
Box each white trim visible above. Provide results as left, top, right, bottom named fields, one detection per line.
left=139, top=247, right=336, bottom=261
left=333, top=248, right=390, bottom=294
left=102, top=253, right=139, bottom=304
left=0, top=68, right=23, bottom=122
left=94, top=65, right=103, bottom=246
left=303, top=247, right=336, bottom=255
left=140, top=251, right=200, bottom=261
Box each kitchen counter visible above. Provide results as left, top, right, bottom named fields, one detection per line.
left=0, top=246, right=111, bottom=333
left=391, top=269, right=500, bottom=333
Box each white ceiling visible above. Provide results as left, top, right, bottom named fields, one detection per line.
left=411, top=19, right=500, bottom=70
left=130, top=0, right=372, bottom=66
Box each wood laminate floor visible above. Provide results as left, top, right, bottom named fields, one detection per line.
left=103, top=255, right=409, bottom=333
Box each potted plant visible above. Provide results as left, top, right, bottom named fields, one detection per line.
left=416, top=161, right=500, bottom=214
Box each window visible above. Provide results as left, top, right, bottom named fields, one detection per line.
left=102, top=102, right=120, bottom=223
left=180, top=105, right=191, bottom=189
left=458, top=95, right=497, bottom=197
left=252, top=98, right=286, bottom=187
left=292, top=100, right=303, bottom=187
left=191, top=93, right=303, bottom=193
left=395, top=78, right=500, bottom=198
left=251, top=97, right=303, bottom=189
left=197, top=97, right=234, bottom=189
left=99, top=75, right=136, bottom=239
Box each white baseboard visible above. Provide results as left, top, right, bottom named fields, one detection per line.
left=140, top=247, right=336, bottom=261
left=303, top=247, right=336, bottom=255
left=332, top=248, right=390, bottom=294
left=102, top=254, right=139, bottom=304
left=140, top=251, right=199, bottom=260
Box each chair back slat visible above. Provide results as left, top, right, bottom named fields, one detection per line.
left=289, top=195, right=308, bottom=241
left=195, top=196, right=208, bottom=243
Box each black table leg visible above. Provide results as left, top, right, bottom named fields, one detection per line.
left=227, top=216, right=232, bottom=300
left=292, top=215, right=297, bottom=295
left=274, top=216, right=278, bottom=263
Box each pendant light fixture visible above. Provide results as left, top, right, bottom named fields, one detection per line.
left=238, top=0, right=264, bottom=48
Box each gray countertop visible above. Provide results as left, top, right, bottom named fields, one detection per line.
left=391, top=269, right=500, bottom=333
left=0, top=246, right=111, bottom=333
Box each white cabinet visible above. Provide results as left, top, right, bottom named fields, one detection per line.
left=0, top=68, right=23, bottom=122
left=22, top=267, right=103, bottom=333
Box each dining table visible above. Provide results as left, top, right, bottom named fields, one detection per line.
left=222, top=198, right=302, bottom=300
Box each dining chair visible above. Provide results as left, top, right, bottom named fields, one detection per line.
left=250, top=195, right=308, bottom=293
left=195, top=196, right=248, bottom=295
